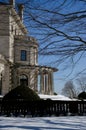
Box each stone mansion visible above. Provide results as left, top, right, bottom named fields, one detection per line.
left=0, top=0, right=57, bottom=96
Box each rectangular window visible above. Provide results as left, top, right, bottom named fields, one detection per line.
left=21, top=50, right=27, bottom=61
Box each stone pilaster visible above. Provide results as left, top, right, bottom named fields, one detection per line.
left=40, top=71, right=44, bottom=94
left=50, top=71, right=54, bottom=95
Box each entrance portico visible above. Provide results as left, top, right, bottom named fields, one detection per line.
left=14, top=65, right=57, bottom=95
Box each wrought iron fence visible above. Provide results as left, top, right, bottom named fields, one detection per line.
left=0, top=99, right=86, bottom=117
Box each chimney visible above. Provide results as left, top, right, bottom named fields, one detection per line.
left=9, top=0, right=15, bottom=7
left=18, top=4, right=24, bottom=22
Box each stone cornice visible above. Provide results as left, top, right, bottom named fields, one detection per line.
left=13, top=63, right=58, bottom=72
left=14, top=35, right=39, bottom=47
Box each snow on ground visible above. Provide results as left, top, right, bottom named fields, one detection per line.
left=0, top=116, right=86, bottom=130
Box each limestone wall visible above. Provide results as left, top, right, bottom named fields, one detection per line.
left=0, top=5, right=27, bottom=62
left=14, top=37, right=38, bottom=66
left=0, top=6, right=9, bottom=36
left=1, top=64, right=10, bottom=95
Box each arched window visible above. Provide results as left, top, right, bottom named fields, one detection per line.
left=20, top=75, right=28, bottom=86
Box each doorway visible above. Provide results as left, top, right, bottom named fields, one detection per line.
left=20, top=75, right=28, bottom=86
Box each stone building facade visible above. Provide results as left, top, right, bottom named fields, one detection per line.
left=0, top=0, right=57, bottom=96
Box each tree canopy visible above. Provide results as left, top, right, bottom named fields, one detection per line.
left=23, top=0, right=86, bottom=67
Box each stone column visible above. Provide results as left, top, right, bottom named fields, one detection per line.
left=40, top=71, right=44, bottom=94
left=50, top=71, right=54, bottom=94
left=48, top=71, right=54, bottom=95
left=48, top=71, right=51, bottom=94
left=45, top=74, right=48, bottom=94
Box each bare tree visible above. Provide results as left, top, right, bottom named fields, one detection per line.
left=22, top=0, right=86, bottom=69
left=76, top=76, right=86, bottom=92
left=62, top=80, right=77, bottom=98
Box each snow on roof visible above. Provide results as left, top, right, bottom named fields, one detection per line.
left=0, top=95, right=3, bottom=98
left=38, top=94, right=72, bottom=101
left=0, top=94, right=77, bottom=101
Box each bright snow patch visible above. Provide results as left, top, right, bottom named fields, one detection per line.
left=38, top=94, right=72, bottom=100
left=0, top=116, right=86, bottom=130
left=0, top=95, right=3, bottom=98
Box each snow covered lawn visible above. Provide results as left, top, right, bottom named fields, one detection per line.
left=0, top=116, right=86, bottom=130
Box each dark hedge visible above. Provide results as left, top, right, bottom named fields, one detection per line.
left=3, top=85, right=40, bottom=101
left=78, top=91, right=86, bottom=100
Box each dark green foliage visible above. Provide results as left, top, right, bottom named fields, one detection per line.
left=54, top=92, right=58, bottom=95
left=78, top=91, right=86, bottom=100
left=3, top=85, right=40, bottom=101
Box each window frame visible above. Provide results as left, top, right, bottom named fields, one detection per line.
left=21, top=50, right=27, bottom=61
